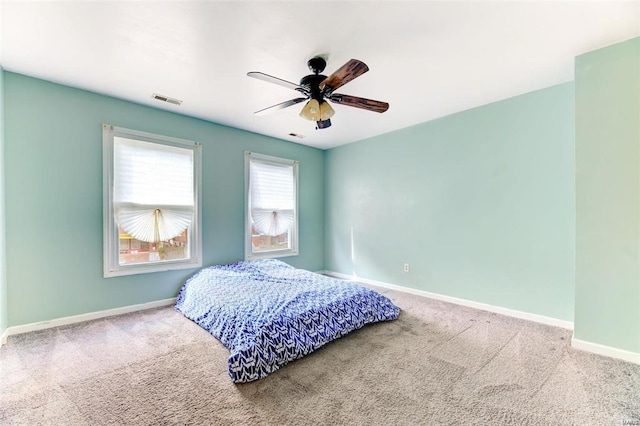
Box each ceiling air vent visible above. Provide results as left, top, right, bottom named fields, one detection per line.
left=152, top=93, right=182, bottom=106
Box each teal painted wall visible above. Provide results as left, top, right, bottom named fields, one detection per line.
left=326, top=82, right=575, bottom=321
left=574, top=37, right=640, bottom=353
left=4, top=72, right=324, bottom=326
left=0, top=67, right=7, bottom=337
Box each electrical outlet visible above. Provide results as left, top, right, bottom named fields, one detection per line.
left=403, top=263, right=410, bottom=273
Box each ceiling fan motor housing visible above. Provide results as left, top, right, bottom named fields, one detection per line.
left=300, top=74, right=327, bottom=101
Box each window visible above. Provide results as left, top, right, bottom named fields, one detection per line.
left=103, top=125, right=202, bottom=277
left=245, top=152, right=299, bottom=260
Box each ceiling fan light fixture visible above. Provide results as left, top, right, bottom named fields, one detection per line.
left=299, top=99, right=320, bottom=121
left=320, top=101, right=335, bottom=120
left=316, top=118, right=332, bottom=129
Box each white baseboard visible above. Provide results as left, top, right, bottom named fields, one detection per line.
left=3, top=298, right=176, bottom=339
left=0, top=327, right=8, bottom=347
left=572, top=337, right=640, bottom=365
left=324, top=271, right=574, bottom=330
left=324, top=271, right=640, bottom=365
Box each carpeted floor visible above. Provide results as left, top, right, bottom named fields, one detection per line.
left=1, top=285, right=639, bottom=425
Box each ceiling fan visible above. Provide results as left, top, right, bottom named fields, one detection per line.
left=247, top=57, right=389, bottom=129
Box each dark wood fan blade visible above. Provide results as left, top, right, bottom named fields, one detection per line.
left=319, top=59, right=369, bottom=94
left=329, top=93, right=389, bottom=113
left=254, top=97, right=307, bottom=115
left=247, top=72, right=305, bottom=92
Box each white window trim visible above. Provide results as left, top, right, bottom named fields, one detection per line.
left=103, top=124, right=202, bottom=277
left=245, top=151, right=299, bottom=260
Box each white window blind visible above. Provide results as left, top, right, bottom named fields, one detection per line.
left=104, top=124, right=202, bottom=278
left=249, top=159, right=295, bottom=237
left=114, top=137, right=194, bottom=243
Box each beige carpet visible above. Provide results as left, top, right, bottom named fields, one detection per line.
left=1, top=285, right=639, bottom=425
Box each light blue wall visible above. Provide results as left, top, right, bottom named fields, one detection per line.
left=4, top=72, right=324, bottom=326
left=326, top=83, right=575, bottom=321
left=574, top=37, right=640, bottom=353
left=0, top=67, right=7, bottom=337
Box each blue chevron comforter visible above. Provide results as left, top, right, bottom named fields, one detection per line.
left=175, top=259, right=399, bottom=383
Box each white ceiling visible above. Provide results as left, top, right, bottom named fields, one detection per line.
left=1, top=1, right=639, bottom=149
